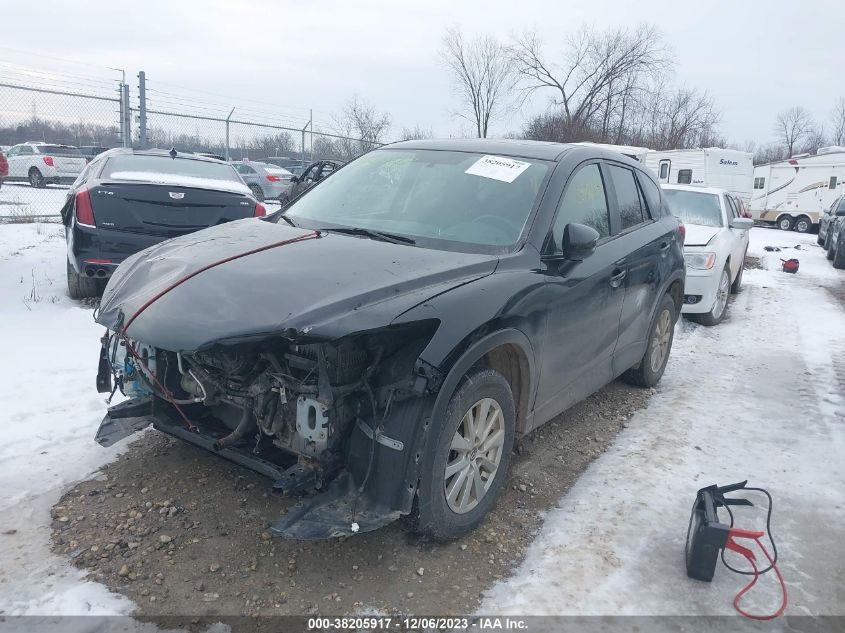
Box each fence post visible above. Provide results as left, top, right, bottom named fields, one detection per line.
left=309, top=108, right=314, bottom=164
left=225, top=107, right=235, bottom=161
left=138, top=71, right=147, bottom=149
left=121, top=84, right=131, bottom=148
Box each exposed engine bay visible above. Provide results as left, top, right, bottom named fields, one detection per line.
left=99, top=321, right=440, bottom=506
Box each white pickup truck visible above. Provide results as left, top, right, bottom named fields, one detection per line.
left=3, top=142, right=88, bottom=187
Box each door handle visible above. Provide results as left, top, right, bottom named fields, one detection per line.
left=610, top=268, right=627, bottom=288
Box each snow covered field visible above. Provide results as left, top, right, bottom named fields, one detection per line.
left=0, top=183, right=68, bottom=219
left=0, top=221, right=842, bottom=622
left=483, top=227, right=845, bottom=619
left=0, top=223, right=133, bottom=615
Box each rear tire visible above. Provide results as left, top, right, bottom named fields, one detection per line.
left=794, top=216, right=811, bottom=233
left=248, top=184, right=265, bottom=202
left=689, top=265, right=731, bottom=327
left=833, top=241, right=845, bottom=269
left=827, top=241, right=836, bottom=260
left=621, top=293, right=676, bottom=388
left=66, top=259, right=100, bottom=299
left=777, top=216, right=794, bottom=231
left=29, top=167, right=45, bottom=188
left=413, top=368, right=516, bottom=541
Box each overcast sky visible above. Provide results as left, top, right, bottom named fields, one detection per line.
left=1, top=0, right=842, bottom=147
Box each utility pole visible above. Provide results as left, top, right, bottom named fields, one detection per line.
left=225, top=107, right=235, bottom=161
left=300, top=112, right=311, bottom=169
left=138, top=71, right=147, bottom=149
left=122, top=84, right=131, bottom=148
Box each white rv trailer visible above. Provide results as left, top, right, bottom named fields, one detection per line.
left=644, top=148, right=754, bottom=202
left=748, top=147, right=845, bottom=232
left=573, top=142, right=650, bottom=162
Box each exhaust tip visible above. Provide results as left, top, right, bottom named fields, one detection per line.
left=85, top=267, right=95, bottom=277
left=96, top=269, right=106, bottom=278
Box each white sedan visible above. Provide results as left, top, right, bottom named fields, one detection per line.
left=662, top=184, right=753, bottom=326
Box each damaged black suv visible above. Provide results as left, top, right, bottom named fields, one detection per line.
left=94, top=139, right=684, bottom=540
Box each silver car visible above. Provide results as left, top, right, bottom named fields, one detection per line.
left=232, top=161, right=293, bottom=201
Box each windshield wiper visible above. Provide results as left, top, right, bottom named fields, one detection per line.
left=277, top=213, right=299, bottom=228
left=320, top=226, right=416, bottom=245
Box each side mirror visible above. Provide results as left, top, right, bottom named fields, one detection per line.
left=562, top=223, right=600, bottom=261
left=730, top=217, right=754, bottom=230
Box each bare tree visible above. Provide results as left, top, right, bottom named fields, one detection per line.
left=831, top=97, right=845, bottom=147
left=331, top=95, right=391, bottom=160
left=400, top=124, right=434, bottom=140
left=801, top=125, right=827, bottom=155
left=510, top=24, right=670, bottom=142
left=441, top=27, right=514, bottom=138
left=774, top=106, right=814, bottom=158
left=643, top=85, right=721, bottom=149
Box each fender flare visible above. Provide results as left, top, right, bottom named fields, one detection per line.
left=430, top=327, right=537, bottom=437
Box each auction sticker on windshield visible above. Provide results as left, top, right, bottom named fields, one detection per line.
left=465, top=155, right=531, bottom=183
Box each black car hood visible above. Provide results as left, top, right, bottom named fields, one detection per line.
left=96, top=218, right=498, bottom=351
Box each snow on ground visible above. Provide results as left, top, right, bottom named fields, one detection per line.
left=482, top=226, right=845, bottom=620
left=0, top=223, right=134, bottom=615
left=0, top=183, right=68, bottom=219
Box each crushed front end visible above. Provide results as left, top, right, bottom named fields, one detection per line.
left=95, top=321, right=442, bottom=539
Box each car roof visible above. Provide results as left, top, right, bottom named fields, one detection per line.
left=384, top=138, right=577, bottom=161
left=97, top=147, right=230, bottom=164
left=382, top=138, right=652, bottom=167
left=661, top=183, right=728, bottom=196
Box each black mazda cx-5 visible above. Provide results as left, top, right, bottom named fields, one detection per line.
left=93, top=139, right=685, bottom=540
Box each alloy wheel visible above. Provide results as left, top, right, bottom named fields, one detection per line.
left=444, top=397, right=505, bottom=514
left=649, top=308, right=672, bottom=373
left=712, top=269, right=730, bottom=319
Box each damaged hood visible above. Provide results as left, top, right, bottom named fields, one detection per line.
left=683, top=224, right=721, bottom=247
left=97, top=218, right=498, bottom=351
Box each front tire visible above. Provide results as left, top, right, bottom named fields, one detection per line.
left=248, top=184, right=265, bottom=202
left=777, top=216, right=794, bottom=231
left=794, top=216, right=811, bottom=233
left=730, top=257, right=745, bottom=294
left=689, top=265, right=731, bottom=327
left=29, top=167, right=45, bottom=188
left=66, top=259, right=100, bottom=299
left=413, top=368, right=516, bottom=541
left=621, top=293, right=677, bottom=388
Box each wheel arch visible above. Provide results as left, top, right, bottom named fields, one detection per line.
left=432, top=328, right=536, bottom=437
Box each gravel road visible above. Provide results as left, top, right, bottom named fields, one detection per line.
left=50, top=380, right=653, bottom=620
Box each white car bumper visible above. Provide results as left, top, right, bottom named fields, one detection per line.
left=681, top=268, right=720, bottom=314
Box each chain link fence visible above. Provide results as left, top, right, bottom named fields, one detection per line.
left=1, top=71, right=376, bottom=221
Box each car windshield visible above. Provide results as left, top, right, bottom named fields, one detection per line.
left=39, top=145, right=82, bottom=157
left=101, top=155, right=241, bottom=182
left=282, top=149, right=551, bottom=253
left=663, top=189, right=723, bottom=227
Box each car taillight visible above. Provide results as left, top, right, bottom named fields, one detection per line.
left=677, top=221, right=686, bottom=243
left=43, top=156, right=54, bottom=167
left=266, top=175, right=281, bottom=182
left=254, top=202, right=266, bottom=217
left=75, top=189, right=96, bottom=226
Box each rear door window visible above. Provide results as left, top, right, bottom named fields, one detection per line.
left=638, top=173, right=662, bottom=217
left=549, top=163, right=611, bottom=253
left=607, top=164, right=646, bottom=231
